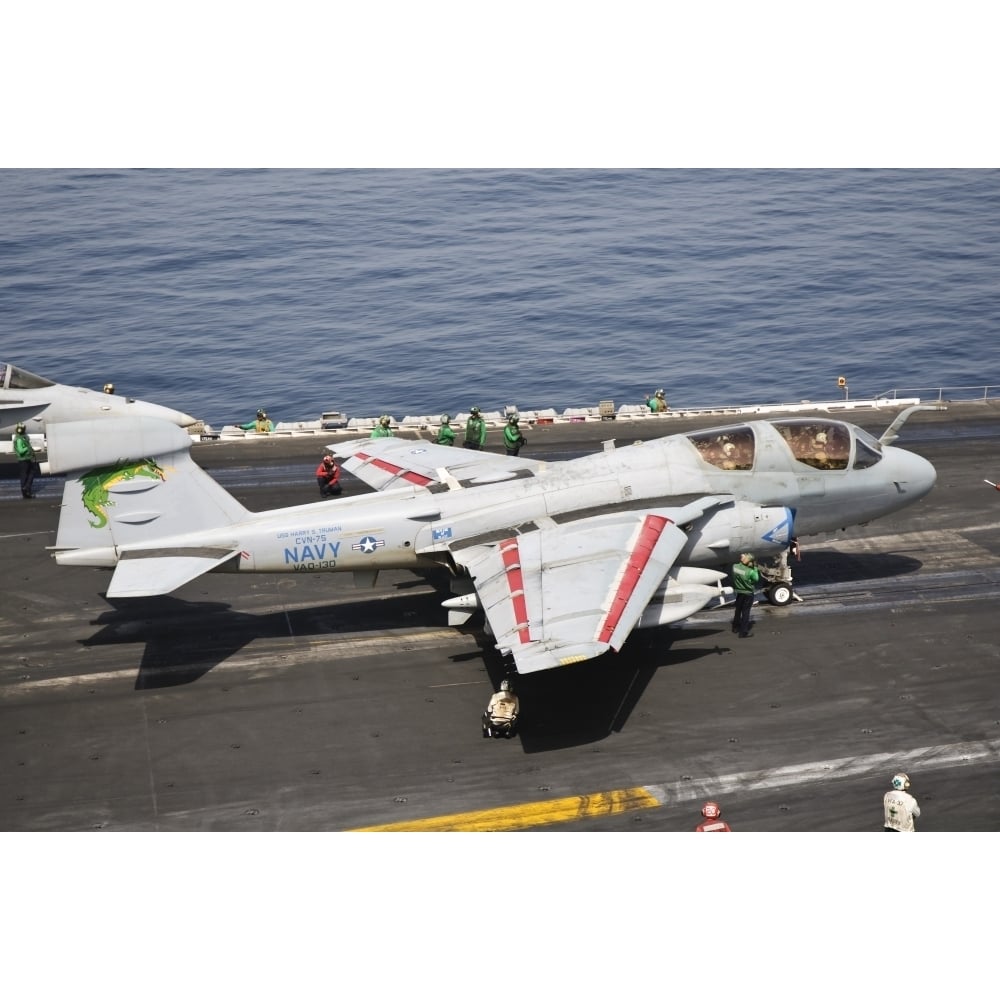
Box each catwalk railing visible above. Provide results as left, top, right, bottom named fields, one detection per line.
left=874, top=385, right=1000, bottom=403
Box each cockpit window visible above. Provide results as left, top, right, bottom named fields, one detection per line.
left=853, top=427, right=883, bottom=469
left=5, top=364, right=54, bottom=390
left=773, top=419, right=850, bottom=471
left=687, top=424, right=755, bottom=470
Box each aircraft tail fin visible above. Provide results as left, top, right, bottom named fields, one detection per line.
left=47, top=418, right=248, bottom=569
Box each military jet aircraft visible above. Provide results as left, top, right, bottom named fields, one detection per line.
left=44, top=407, right=937, bottom=675
left=0, top=361, right=198, bottom=450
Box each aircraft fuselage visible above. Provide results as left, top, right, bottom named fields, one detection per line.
left=195, top=420, right=935, bottom=579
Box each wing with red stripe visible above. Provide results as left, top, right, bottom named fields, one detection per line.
left=328, top=438, right=545, bottom=492
left=454, top=509, right=690, bottom=673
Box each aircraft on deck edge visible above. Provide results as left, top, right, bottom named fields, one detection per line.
left=0, top=361, right=198, bottom=448
left=43, top=406, right=937, bottom=677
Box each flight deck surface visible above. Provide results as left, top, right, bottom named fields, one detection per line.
left=2, top=404, right=999, bottom=832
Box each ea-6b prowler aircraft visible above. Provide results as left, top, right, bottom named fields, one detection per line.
left=45, top=407, right=937, bottom=675
left=0, top=361, right=198, bottom=446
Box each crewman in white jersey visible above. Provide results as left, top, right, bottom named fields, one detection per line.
left=883, top=773, right=921, bottom=832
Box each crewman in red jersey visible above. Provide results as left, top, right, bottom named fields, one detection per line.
left=316, top=454, right=342, bottom=497
left=695, top=801, right=732, bottom=832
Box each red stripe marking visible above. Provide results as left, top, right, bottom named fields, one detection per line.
left=499, top=537, right=531, bottom=644
left=358, top=454, right=432, bottom=486
left=597, top=515, right=670, bottom=645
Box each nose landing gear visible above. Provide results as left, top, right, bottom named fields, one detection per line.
left=758, top=541, right=802, bottom=607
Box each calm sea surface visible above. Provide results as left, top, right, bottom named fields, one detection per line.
left=2, top=169, right=999, bottom=428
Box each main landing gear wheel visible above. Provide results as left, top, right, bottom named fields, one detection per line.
left=767, top=583, right=793, bottom=607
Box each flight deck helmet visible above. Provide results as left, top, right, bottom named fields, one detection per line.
left=257, top=409, right=266, bottom=418
left=891, top=773, right=910, bottom=791
left=15, top=422, right=26, bottom=433
left=500, top=677, right=513, bottom=693
left=470, top=406, right=480, bottom=416
left=441, top=414, right=450, bottom=424
left=508, top=412, right=519, bottom=424
left=379, top=414, right=391, bottom=427
left=701, top=801, right=721, bottom=819
left=322, top=455, right=334, bottom=467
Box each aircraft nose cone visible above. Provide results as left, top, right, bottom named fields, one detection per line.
left=131, top=398, right=200, bottom=427
left=895, top=448, right=936, bottom=501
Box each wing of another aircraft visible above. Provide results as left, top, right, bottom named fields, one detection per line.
left=454, top=507, right=694, bottom=673
left=328, top=438, right=547, bottom=492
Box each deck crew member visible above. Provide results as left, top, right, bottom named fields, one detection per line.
left=696, top=801, right=731, bottom=832
left=645, top=388, right=668, bottom=412
left=731, top=552, right=759, bottom=638
left=316, top=455, right=342, bottom=497
left=464, top=406, right=486, bottom=450
left=884, top=773, right=921, bottom=832
left=13, top=422, right=37, bottom=499
left=238, top=409, right=274, bottom=433
left=371, top=415, right=394, bottom=439
left=503, top=413, right=526, bottom=456
left=436, top=414, right=456, bottom=446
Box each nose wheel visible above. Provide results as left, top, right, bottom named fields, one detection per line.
left=759, top=543, right=802, bottom=606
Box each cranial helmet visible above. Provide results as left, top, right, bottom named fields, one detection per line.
left=892, top=773, right=910, bottom=791
left=441, top=414, right=450, bottom=423
left=15, top=422, right=26, bottom=433
left=655, top=388, right=665, bottom=397
left=508, top=413, right=519, bottom=424
left=701, top=801, right=721, bottom=819
left=470, top=406, right=480, bottom=416
left=257, top=409, right=265, bottom=418
left=380, top=415, right=390, bottom=425
left=500, top=678, right=512, bottom=693
left=323, top=455, right=333, bottom=465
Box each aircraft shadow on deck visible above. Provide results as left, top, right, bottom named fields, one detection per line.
left=84, top=589, right=447, bottom=690
left=470, top=625, right=728, bottom=753
left=78, top=548, right=923, bottom=704
left=790, top=550, right=923, bottom=586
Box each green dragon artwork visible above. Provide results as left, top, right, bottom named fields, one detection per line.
left=81, top=459, right=166, bottom=528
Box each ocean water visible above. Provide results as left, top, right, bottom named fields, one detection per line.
left=2, top=169, right=999, bottom=428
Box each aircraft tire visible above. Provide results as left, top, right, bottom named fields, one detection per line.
left=767, top=583, right=793, bottom=607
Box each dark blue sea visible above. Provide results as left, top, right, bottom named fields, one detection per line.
left=2, top=169, right=999, bottom=429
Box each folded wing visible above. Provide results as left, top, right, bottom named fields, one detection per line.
left=328, top=437, right=546, bottom=492
left=454, top=508, right=693, bottom=673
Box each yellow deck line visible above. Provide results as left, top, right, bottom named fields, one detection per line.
left=350, top=786, right=662, bottom=832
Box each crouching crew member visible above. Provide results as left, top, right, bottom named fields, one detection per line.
left=482, top=678, right=520, bottom=738
left=316, top=454, right=342, bottom=497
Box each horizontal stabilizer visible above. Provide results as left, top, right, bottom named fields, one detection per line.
left=106, top=548, right=242, bottom=598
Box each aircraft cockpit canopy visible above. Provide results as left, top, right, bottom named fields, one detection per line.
left=772, top=418, right=883, bottom=471
left=688, top=419, right=886, bottom=473
left=687, top=424, right=755, bottom=470
left=0, top=363, right=55, bottom=391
